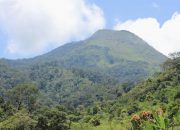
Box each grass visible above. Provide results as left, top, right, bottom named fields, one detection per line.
left=71, top=119, right=130, bottom=130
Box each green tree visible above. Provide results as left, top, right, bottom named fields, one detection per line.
left=36, top=106, right=69, bottom=130
left=6, top=83, right=39, bottom=112
left=0, top=109, right=36, bottom=130
left=35, top=116, right=48, bottom=130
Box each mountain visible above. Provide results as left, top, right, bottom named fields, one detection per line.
left=3, top=30, right=166, bottom=82
left=0, top=30, right=167, bottom=106
left=39, top=29, right=165, bottom=63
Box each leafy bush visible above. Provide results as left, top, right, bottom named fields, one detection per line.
left=90, top=116, right=101, bottom=127
left=130, top=108, right=169, bottom=130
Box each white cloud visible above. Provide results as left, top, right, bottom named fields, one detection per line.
left=114, top=12, right=180, bottom=55
left=0, top=0, right=105, bottom=58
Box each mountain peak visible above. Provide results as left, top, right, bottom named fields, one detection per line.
left=93, top=29, right=132, bottom=34
left=35, top=29, right=166, bottom=67
left=90, top=29, right=138, bottom=40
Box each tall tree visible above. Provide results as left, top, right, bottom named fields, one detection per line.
left=6, top=83, right=39, bottom=112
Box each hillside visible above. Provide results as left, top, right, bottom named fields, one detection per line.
left=70, top=53, right=180, bottom=130
left=0, top=30, right=167, bottom=107
left=3, top=30, right=167, bottom=83
left=40, top=30, right=165, bottom=65
left=35, top=30, right=166, bottom=81
left=0, top=53, right=179, bottom=130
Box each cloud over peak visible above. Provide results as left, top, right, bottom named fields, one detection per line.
left=0, top=0, right=105, bottom=58
left=114, top=12, right=180, bottom=56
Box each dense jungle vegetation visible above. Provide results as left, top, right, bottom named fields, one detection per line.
left=0, top=53, right=179, bottom=130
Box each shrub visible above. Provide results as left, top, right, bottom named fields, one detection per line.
left=131, top=108, right=169, bottom=130
left=90, top=116, right=101, bottom=127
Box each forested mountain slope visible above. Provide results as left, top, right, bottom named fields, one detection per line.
left=68, top=53, right=180, bottom=130
left=2, top=30, right=166, bottom=82
left=0, top=53, right=179, bottom=130
left=0, top=30, right=167, bottom=107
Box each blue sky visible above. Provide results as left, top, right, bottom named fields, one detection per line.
left=0, top=0, right=180, bottom=59
left=89, top=0, right=180, bottom=27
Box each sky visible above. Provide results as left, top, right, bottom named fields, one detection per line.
left=0, top=0, right=180, bottom=59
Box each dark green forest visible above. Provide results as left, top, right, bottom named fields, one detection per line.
left=0, top=52, right=179, bottom=130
